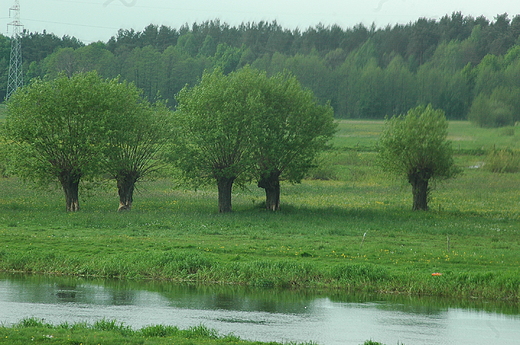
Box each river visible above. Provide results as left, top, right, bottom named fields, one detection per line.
left=0, top=273, right=519, bottom=345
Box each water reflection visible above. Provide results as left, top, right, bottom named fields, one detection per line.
left=1, top=273, right=519, bottom=345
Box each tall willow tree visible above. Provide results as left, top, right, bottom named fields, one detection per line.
left=174, top=67, right=258, bottom=213
left=103, top=100, right=173, bottom=212
left=377, top=105, right=460, bottom=210
left=250, top=72, right=336, bottom=211
left=174, top=66, right=334, bottom=212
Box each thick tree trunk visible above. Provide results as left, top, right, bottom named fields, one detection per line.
left=117, top=171, right=139, bottom=212
left=409, top=173, right=429, bottom=211
left=258, top=170, right=281, bottom=211
left=59, top=171, right=81, bottom=212
left=217, top=176, right=235, bottom=213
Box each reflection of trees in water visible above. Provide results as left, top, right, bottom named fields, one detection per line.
left=0, top=273, right=138, bottom=306
left=2, top=273, right=518, bottom=316
left=327, top=292, right=520, bottom=316
left=154, top=284, right=317, bottom=314
left=108, top=290, right=136, bottom=305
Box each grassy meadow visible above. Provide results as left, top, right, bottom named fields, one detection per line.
left=0, top=119, right=519, bottom=304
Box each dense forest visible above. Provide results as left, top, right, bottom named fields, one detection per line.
left=2, top=12, right=520, bottom=125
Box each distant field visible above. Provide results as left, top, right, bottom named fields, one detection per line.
left=334, top=119, right=520, bottom=151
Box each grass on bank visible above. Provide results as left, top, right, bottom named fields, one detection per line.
left=0, top=317, right=319, bottom=345
left=0, top=318, right=387, bottom=345
left=0, top=120, right=519, bottom=301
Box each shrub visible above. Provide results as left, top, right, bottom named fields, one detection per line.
left=484, top=149, right=520, bottom=173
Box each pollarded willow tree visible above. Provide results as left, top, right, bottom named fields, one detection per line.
left=377, top=104, right=460, bottom=211
left=174, top=66, right=335, bottom=212
left=4, top=72, right=158, bottom=211
left=250, top=72, right=336, bottom=211
left=174, top=67, right=258, bottom=213
left=103, top=100, right=173, bottom=211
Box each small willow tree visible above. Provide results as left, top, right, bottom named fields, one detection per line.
left=377, top=105, right=460, bottom=210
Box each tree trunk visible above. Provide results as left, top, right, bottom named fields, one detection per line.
left=59, top=171, right=81, bottom=212
left=258, top=170, right=281, bottom=211
left=117, top=171, right=139, bottom=212
left=217, top=176, right=235, bottom=213
left=409, top=173, right=429, bottom=211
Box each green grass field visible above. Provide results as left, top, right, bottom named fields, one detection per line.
left=0, top=119, right=519, bottom=345
left=0, top=120, right=518, bottom=302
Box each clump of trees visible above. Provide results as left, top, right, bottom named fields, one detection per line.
left=4, top=72, right=172, bottom=211
left=377, top=105, right=460, bottom=210
left=3, top=13, right=520, bottom=126
left=3, top=68, right=334, bottom=213
left=174, top=67, right=335, bottom=212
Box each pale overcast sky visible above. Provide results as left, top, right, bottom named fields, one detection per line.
left=1, top=0, right=519, bottom=43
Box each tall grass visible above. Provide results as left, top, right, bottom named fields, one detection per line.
left=0, top=317, right=274, bottom=344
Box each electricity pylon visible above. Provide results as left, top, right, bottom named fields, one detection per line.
left=6, top=0, right=23, bottom=100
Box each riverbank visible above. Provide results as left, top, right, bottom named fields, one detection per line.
left=0, top=120, right=519, bottom=301
left=0, top=317, right=310, bottom=345
left=0, top=171, right=518, bottom=301
left=0, top=318, right=391, bottom=345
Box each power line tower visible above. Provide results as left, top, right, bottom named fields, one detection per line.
left=6, top=0, right=24, bottom=100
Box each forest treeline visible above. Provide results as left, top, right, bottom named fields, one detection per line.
left=2, top=12, right=520, bottom=124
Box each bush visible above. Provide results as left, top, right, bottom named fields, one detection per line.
left=484, top=149, right=520, bottom=173
left=468, top=88, right=520, bottom=128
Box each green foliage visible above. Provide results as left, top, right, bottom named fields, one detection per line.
left=247, top=71, right=336, bottom=184
left=3, top=14, right=520, bottom=121
left=468, top=87, right=520, bottom=128
left=140, top=324, right=180, bottom=337
left=377, top=105, right=460, bottom=210
left=484, top=149, right=520, bottom=173
left=1, top=318, right=283, bottom=345
left=4, top=72, right=158, bottom=211
left=174, top=67, right=258, bottom=186
left=0, top=120, right=519, bottom=303
left=174, top=66, right=334, bottom=211
left=330, top=264, right=389, bottom=283
left=378, top=105, right=459, bottom=181
left=93, top=319, right=133, bottom=336
left=5, top=72, right=121, bottom=184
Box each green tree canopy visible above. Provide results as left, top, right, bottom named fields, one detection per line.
left=174, top=67, right=259, bottom=213
left=377, top=104, right=460, bottom=210
left=174, top=66, right=334, bottom=212
left=104, top=100, right=173, bottom=211
left=249, top=71, right=336, bottom=211
left=4, top=72, right=150, bottom=211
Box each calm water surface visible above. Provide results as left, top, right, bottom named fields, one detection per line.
left=0, top=274, right=519, bottom=345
